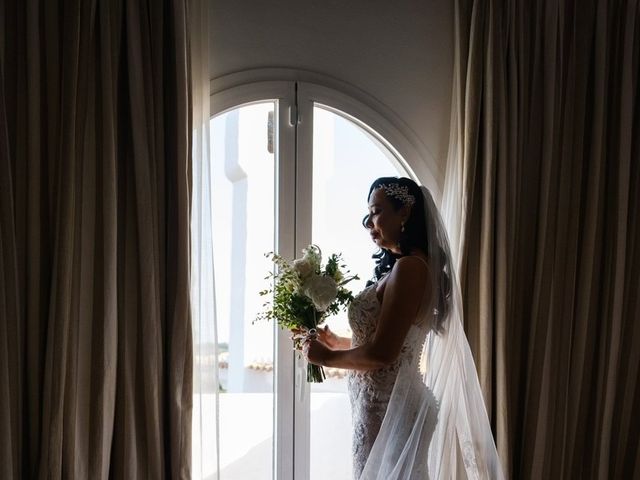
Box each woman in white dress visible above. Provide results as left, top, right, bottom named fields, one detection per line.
left=302, top=177, right=504, bottom=479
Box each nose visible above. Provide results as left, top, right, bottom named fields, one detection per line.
left=362, top=214, right=373, bottom=229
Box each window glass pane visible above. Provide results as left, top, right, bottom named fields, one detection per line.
left=193, top=102, right=276, bottom=480
left=310, top=105, right=406, bottom=479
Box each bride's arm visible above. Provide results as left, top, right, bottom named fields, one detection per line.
left=304, top=257, right=431, bottom=371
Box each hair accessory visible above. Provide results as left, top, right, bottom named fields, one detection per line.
left=377, top=183, right=416, bottom=206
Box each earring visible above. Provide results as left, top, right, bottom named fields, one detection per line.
left=401, top=223, right=405, bottom=233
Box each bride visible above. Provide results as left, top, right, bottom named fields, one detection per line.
left=302, top=177, right=504, bottom=479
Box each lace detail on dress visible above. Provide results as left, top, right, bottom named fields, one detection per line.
left=347, top=282, right=432, bottom=479
left=460, top=436, right=481, bottom=479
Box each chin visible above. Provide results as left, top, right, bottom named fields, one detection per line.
left=377, top=242, right=392, bottom=251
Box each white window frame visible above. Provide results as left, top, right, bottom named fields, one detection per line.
left=208, top=72, right=440, bottom=480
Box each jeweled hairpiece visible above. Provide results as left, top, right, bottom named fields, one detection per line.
left=376, top=183, right=416, bottom=206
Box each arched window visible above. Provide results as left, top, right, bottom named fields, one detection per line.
left=192, top=77, right=440, bottom=480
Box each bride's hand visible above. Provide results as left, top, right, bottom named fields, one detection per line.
left=290, top=326, right=334, bottom=348
left=302, top=338, right=331, bottom=366
left=316, top=325, right=338, bottom=348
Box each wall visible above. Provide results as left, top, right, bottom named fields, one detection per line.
left=210, top=0, right=454, bottom=186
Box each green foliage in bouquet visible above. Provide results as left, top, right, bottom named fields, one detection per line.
left=257, top=245, right=359, bottom=382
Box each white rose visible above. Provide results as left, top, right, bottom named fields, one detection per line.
left=303, top=274, right=338, bottom=312
left=292, top=257, right=314, bottom=279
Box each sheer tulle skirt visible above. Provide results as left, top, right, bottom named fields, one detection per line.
left=357, top=363, right=439, bottom=480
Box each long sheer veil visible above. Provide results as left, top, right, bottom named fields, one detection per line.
left=359, top=186, right=504, bottom=479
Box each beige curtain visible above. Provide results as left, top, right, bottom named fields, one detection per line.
left=0, top=0, right=193, bottom=478
left=444, top=0, right=640, bottom=478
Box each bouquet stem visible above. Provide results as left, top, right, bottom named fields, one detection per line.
left=307, top=364, right=326, bottom=383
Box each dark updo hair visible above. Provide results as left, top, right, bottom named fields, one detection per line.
left=363, top=176, right=452, bottom=331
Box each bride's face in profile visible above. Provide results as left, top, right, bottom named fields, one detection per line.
left=364, top=188, right=407, bottom=254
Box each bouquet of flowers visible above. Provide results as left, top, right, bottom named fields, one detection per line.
left=257, top=245, right=359, bottom=382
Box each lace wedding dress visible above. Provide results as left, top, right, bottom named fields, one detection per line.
left=347, top=277, right=439, bottom=479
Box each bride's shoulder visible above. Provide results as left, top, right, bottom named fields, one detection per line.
left=381, top=257, right=432, bottom=306
left=389, top=255, right=430, bottom=285
left=395, top=254, right=430, bottom=271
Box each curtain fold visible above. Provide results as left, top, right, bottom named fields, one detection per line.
left=0, top=0, right=193, bottom=478
left=443, top=0, right=640, bottom=478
